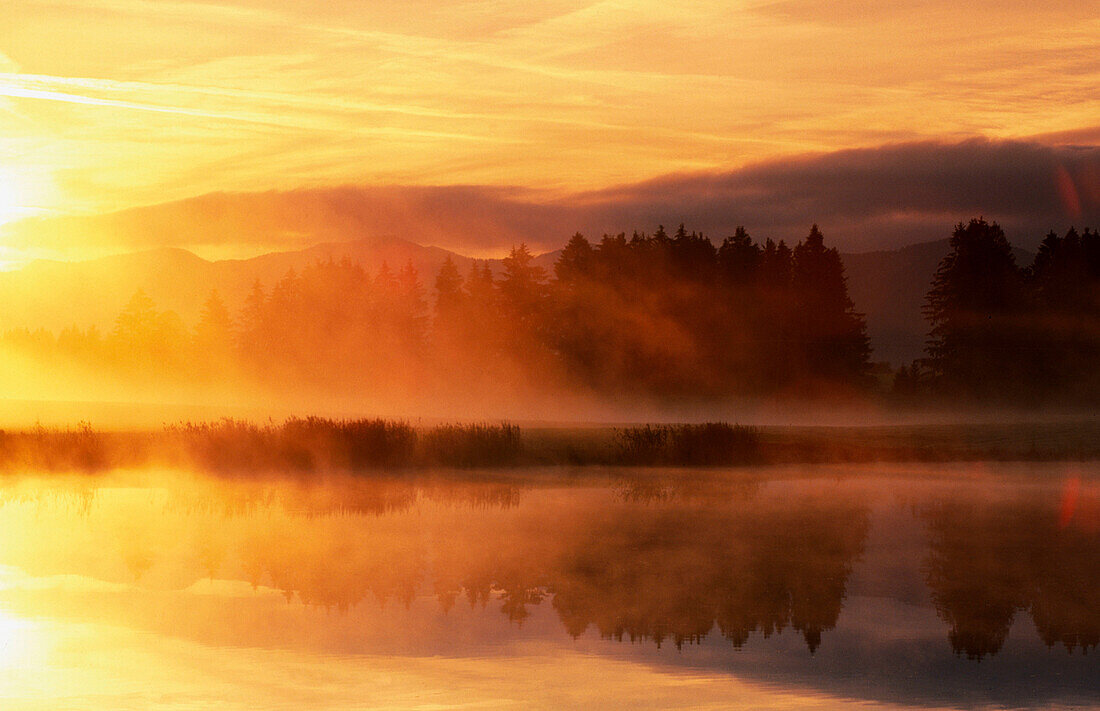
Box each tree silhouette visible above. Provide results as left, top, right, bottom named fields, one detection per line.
left=1025, top=227, right=1100, bottom=398
left=195, top=290, right=232, bottom=348
left=498, top=244, right=550, bottom=360
left=110, top=289, right=186, bottom=371
left=921, top=493, right=1099, bottom=658
left=112, top=289, right=158, bottom=348
left=791, top=225, right=871, bottom=383
left=433, top=255, right=464, bottom=318
left=924, top=219, right=1030, bottom=399
left=718, top=226, right=762, bottom=286
left=555, top=232, right=595, bottom=284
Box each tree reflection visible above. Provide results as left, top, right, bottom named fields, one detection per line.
left=205, top=477, right=870, bottom=652
left=8, top=471, right=1097, bottom=660
left=921, top=486, right=1099, bottom=659
left=550, top=501, right=868, bottom=652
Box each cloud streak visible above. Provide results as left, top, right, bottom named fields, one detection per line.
left=4, top=137, right=1097, bottom=258
left=2, top=0, right=1098, bottom=222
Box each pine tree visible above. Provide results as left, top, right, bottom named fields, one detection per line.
left=498, top=244, right=548, bottom=326
left=237, top=279, right=267, bottom=356
left=791, top=225, right=870, bottom=382
left=718, top=227, right=761, bottom=286
left=396, top=261, right=428, bottom=351
left=195, top=290, right=233, bottom=351
left=923, top=218, right=1027, bottom=397
left=554, top=233, right=594, bottom=284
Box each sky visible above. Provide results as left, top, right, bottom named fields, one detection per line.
left=1, top=0, right=1098, bottom=259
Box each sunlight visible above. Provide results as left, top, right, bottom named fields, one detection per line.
left=0, top=245, right=25, bottom=272
left=0, top=607, right=34, bottom=669
left=0, top=166, right=24, bottom=226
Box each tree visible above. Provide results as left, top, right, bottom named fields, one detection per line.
left=923, top=218, right=1028, bottom=398
left=1025, top=227, right=1100, bottom=398
left=195, top=290, right=232, bottom=350
left=718, top=227, right=761, bottom=286
left=113, top=289, right=158, bottom=346
left=1030, top=228, right=1088, bottom=309
left=670, top=224, right=717, bottom=280
left=791, top=225, right=870, bottom=383
left=236, top=279, right=267, bottom=358
left=498, top=244, right=548, bottom=329
left=110, top=289, right=186, bottom=371
left=434, top=255, right=465, bottom=318
left=555, top=233, right=594, bottom=284
left=396, top=261, right=428, bottom=352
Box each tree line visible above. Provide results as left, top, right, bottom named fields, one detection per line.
left=898, top=219, right=1100, bottom=403
left=1, top=223, right=872, bottom=401
left=2, top=218, right=1097, bottom=404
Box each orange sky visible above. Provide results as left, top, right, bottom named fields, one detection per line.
left=1, top=0, right=1098, bottom=246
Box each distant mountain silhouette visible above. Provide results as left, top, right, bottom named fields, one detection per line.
left=0, top=235, right=557, bottom=334
left=843, top=239, right=1034, bottom=365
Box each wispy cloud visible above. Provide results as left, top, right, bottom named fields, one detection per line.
left=5, top=137, right=1097, bottom=258
left=1, top=0, right=1097, bottom=223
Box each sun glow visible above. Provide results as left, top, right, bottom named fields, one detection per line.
left=0, top=165, right=52, bottom=268
left=0, top=607, right=35, bottom=670
left=0, top=166, right=30, bottom=227
left=0, top=176, right=18, bottom=222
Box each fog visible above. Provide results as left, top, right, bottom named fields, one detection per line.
left=0, top=218, right=1097, bottom=431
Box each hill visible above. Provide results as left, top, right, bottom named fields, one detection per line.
left=0, top=235, right=558, bottom=334
left=842, top=239, right=1034, bottom=366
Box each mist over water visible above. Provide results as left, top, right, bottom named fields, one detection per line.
left=0, top=464, right=1095, bottom=710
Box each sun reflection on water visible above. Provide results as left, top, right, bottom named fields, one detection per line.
left=0, top=466, right=1094, bottom=710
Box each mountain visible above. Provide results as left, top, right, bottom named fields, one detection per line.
left=842, top=240, right=1034, bottom=366
left=0, top=235, right=1030, bottom=366
left=0, top=235, right=562, bottom=335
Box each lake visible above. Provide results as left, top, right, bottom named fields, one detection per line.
left=0, top=463, right=1096, bottom=709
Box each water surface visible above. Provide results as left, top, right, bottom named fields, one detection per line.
left=0, top=464, right=1096, bottom=709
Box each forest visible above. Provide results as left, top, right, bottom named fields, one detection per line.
left=2, top=219, right=1098, bottom=406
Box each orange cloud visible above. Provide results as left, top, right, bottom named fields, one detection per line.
left=4, top=137, right=1095, bottom=259
left=0, top=0, right=1096, bottom=228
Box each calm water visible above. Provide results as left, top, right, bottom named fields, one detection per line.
left=0, top=464, right=1096, bottom=710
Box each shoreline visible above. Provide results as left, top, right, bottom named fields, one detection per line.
left=1, top=418, right=1099, bottom=474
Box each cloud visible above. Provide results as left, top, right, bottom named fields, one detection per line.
left=576, top=137, right=1100, bottom=248
left=5, top=0, right=1098, bottom=223
left=4, top=136, right=1098, bottom=257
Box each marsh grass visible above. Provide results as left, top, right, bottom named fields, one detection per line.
left=420, top=423, right=523, bottom=467
left=0, top=422, right=110, bottom=472
left=0, top=418, right=1098, bottom=474
left=614, top=423, right=761, bottom=466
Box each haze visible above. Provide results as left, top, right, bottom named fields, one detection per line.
left=0, top=1, right=1097, bottom=422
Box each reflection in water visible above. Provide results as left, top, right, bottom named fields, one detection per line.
left=550, top=499, right=867, bottom=651
left=0, top=466, right=1096, bottom=709
left=922, top=488, right=1100, bottom=659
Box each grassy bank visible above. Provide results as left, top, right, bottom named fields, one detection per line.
left=0, top=418, right=1098, bottom=474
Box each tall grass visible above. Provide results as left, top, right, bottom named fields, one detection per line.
left=2, top=418, right=1098, bottom=474
left=614, top=422, right=760, bottom=465
left=168, top=417, right=418, bottom=472
left=282, top=417, right=417, bottom=469
left=0, top=418, right=522, bottom=473
left=0, top=422, right=109, bottom=472
left=421, top=422, right=523, bottom=467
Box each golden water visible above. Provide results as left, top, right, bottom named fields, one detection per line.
left=0, top=464, right=1095, bottom=709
